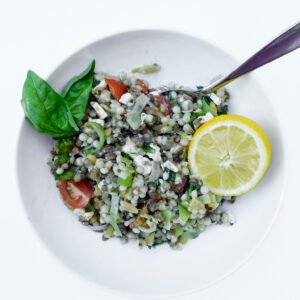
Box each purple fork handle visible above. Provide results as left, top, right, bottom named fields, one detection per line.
left=210, top=22, right=300, bottom=92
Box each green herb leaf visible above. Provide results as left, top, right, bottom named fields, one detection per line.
left=21, top=70, right=78, bottom=138
left=143, top=143, right=155, bottom=153
left=219, top=104, right=228, bottom=115
left=118, top=171, right=133, bottom=188
left=62, top=60, right=95, bottom=124
left=168, top=170, right=176, bottom=183
left=55, top=169, right=75, bottom=180
left=189, top=112, right=201, bottom=129
left=55, top=138, right=73, bottom=164
left=201, top=96, right=217, bottom=117
left=85, top=202, right=96, bottom=212
left=121, top=153, right=132, bottom=166
left=110, top=194, right=122, bottom=236
left=188, top=183, right=196, bottom=195
left=183, top=182, right=197, bottom=205
left=80, top=122, right=106, bottom=155
left=56, top=138, right=73, bottom=153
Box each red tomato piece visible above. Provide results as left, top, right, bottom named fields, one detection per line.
left=154, top=95, right=173, bottom=115
left=105, top=78, right=127, bottom=100
left=135, top=79, right=148, bottom=94
left=59, top=180, right=94, bottom=208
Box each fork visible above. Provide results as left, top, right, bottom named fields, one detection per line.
left=155, top=22, right=300, bottom=97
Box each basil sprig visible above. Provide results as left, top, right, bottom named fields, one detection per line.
left=21, top=60, right=95, bottom=138
left=62, top=60, right=95, bottom=124
left=21, top=71, right=79, bottom=138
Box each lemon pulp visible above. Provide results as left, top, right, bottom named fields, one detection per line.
left=188, top=115, right=271, bottom=196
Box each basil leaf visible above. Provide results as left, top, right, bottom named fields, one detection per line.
left=21, top=71, right=78, bottom=138
left=55, top=137, right=74, bottom=153
left=168, top=170, right=176, bottom=184
left=61, top=60, right=95, bottom=124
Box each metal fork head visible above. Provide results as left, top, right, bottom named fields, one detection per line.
left=150, top=85, right=205, bottom=99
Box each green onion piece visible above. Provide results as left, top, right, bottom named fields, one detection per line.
left=121, top=153, right=132, bottom=166
left=153, top=239, right=167, bottom=247
left=181, top=229, right=201, bottom=241
left=131, top=67, right=141, bottom=73
left=201, top=96, right=217, bottom=117
left=184, top=183, right=197, bottom=204
left=187, top=219, right=196, bottom=225
left=181, top=201, right=189, bottom=208
left=131, top=67, right=142, bottom=73
left=178, top=204, right=190, bottom=225
left=199, top=194, right=211, bottom=204
left=201, top=98, right=210, bottom=115
left=188, top=183, right=196, bottom=195
left=131, top=63, right=161, bottom=74
left=80, top=146, right=93, bottom=156
left=209, top=102, right=218, bottom=116
left=126, top=94, right=149, bottom=130
left=162, top=209, right=171, bottom=226
left=174, top=227, right=183, bottom=237
left=110, top=194, right=122, bottom=236
left=82, top=122, right=106, bottom=155
left=105, top=225, right=114, bottom=237
left=117, top=171, right=133, bottom=188
left=146, top=232, right=155, bottom=247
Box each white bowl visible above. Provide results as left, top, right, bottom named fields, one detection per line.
left=17, top=30, right=287, bottom=298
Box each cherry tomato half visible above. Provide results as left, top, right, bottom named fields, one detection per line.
left=154, top=95, right=173, bottom=115
left=59, top=180, right=94, bottom=208
left=135, top=79, right=148, bottom=94
left=105, top=78, right=127, bottom=100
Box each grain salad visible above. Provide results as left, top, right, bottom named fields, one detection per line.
left=46, top=66, right=236, bottom=249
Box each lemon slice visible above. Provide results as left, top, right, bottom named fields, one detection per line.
left=188, top=115, right=271, bottom=196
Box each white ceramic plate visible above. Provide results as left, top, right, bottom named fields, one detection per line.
left=17, top=30, right=286, bottom=298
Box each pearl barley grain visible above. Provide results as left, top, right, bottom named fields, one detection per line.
left=48, top=70, right=233, bottom=249
left=56, top=168, right=64, bottom=175
left=200, top=185, right=209, bottom=194
left=100, top=168, right=109, bottom=174
left=79, top=133, right=88, bottom=142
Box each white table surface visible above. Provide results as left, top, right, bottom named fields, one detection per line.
left=1, top=0, right=299, bottom=299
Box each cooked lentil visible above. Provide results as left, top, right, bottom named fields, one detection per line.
left=48, top=70, right=236, bottom=249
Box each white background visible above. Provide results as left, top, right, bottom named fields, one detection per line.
left=0, top=0, right=299, bottom=299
